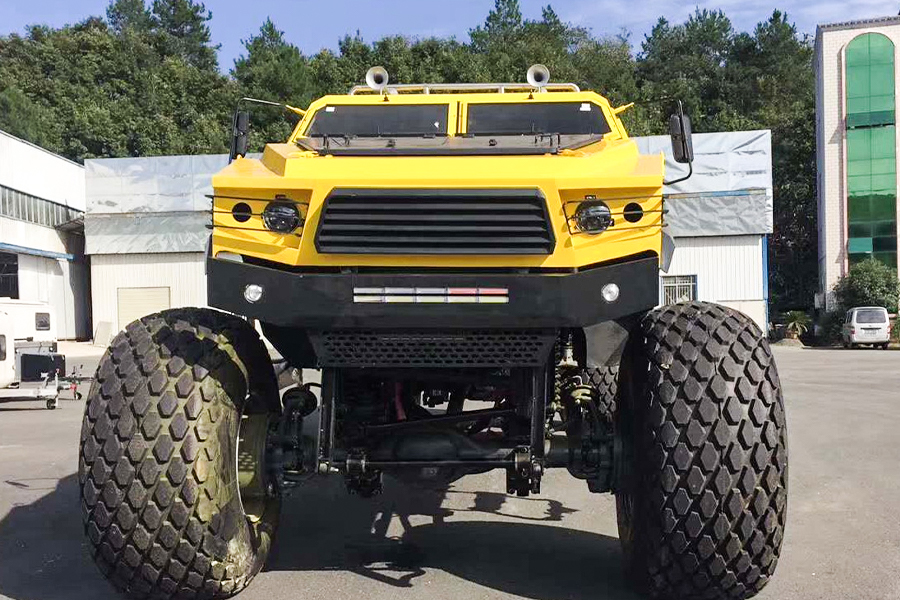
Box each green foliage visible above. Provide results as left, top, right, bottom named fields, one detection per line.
left=832, top=258, right=900, bottom=313
left=0, top=86, right=57, bottom=148
left=232, top=19, right=310, bottom=147
left=150, top=0, right=219, bottom=70
left=0, top=0, right=819, bottom=312
left=781, top=310, right=811, bottom=337
left=818, top=310, right=846, bottom=345
left=0, top=6, right=232, bottom=161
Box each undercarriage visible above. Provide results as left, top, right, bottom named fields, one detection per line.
left=269, top=332, right=619, bottom=499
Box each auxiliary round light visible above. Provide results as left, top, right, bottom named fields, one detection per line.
left=262, top=202, right=301, bottom=233
left=232, top=202, right=252, bottom=223
left=601, top=283, right=620, bottom=303
left=244, top=284, right=264, bottom=303
left=574, top=200, right=614, bottom=234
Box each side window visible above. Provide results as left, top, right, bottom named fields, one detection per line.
left=0, top=334, right=6, bottom=361
left=35, top=312, right=51, bottom=331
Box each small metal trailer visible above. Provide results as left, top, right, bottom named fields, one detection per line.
left=0, top=310, right=64, bottom=410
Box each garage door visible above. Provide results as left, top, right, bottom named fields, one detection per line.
left=117, top=287, right=171, bottom=331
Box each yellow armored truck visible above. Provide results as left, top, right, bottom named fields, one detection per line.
left=79, top=66, right=788, bottom=600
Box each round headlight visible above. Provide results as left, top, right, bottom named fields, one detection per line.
left=574, top=201, right=613, bottom=235
left=262, top=202, right=301, bottom=233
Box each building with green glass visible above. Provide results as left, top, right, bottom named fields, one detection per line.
left=817, top=17, right=900, bottom=309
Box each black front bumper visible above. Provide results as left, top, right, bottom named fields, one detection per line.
left=207, top=254, right=659, bottom=330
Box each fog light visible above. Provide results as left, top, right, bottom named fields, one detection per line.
left=244, top=284, right=263, bottom=303
left=574, top=199, right=613, bottom=234
left=262, top=202, right=301, bottom=233
left=601, top=283, right=620, bottom=303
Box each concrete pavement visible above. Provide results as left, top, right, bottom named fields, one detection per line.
left=1, top=346, right=899, bottom=600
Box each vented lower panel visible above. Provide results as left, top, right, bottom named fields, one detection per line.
left=315, top=188, right=555, bottom=254
left=310, top=330, right=557, bottom=367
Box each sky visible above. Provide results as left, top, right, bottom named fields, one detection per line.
left=0, top=0, right=895, bottom=71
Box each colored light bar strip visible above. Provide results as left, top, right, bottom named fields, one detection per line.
left=353, top=287, right=510, bottom=304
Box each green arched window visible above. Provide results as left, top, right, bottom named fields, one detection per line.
left=846, top=33, right=897, bottom=269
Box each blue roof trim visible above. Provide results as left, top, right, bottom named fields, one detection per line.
left=0, top=242, right=74, bottom=261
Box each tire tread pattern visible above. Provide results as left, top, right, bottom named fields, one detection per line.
left=619, top=301, right=788, bottom=600
left=587, top=364, right=619, bottom=420
left=79, top=308, right=277, bottom=599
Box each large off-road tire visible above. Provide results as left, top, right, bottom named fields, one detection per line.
left=616, top=302, right=788, bottom=600
left=78, top=308, right=281, bottom=599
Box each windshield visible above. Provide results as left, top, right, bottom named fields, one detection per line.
left=856, top=309, right=887, bottom=323
left=306, top=104, right=448, bottom=137
left=467, top=102, right=611, bottom=136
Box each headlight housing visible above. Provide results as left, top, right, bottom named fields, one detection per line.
left=574, top=200, right=614, bottom=235
left=262, top=202, right=302, bottom=233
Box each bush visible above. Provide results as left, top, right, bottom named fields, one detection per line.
left=817, top=310, right=845, bottom=345
left=832, top=258, right=900, bottom=313
left=782, top=310, right=811, bottom=338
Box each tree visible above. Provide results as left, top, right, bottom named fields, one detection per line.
left=734, top=12, right=816, bottom=311
left=106, top=0, right=152, bottom=33
left=0, top=86, right=57, bottom=148
left=638, top=10, right=743, bottom=132
left=233, top=19, right=310, bottom=147
left=637, top=9, right=817, bottom=311
left=0, top=1, right=234, bottom=161
left=832, top=258, right=900, bottom=313
left=150, top=0, right=218, bottom=71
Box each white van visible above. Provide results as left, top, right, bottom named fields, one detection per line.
left=842, top=306, right=892, bottom=349
left=0, top=298, right=56, bottom=343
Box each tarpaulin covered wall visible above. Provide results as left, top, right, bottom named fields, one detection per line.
left=634, top=129, right=773, bottom=237
left=83, top=154, right=246, bottom=255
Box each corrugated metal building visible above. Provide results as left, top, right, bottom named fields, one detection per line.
left=84, top=156, right=223, bottom=342
left=84, top=130, right=772, bottom=342
left=636, top=130, right=773, bottom=328
left=0, top=129, right=90, bottom=340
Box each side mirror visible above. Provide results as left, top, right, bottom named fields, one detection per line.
left=669, top=107, right=693, bottom=164
left=229, top=110, right=250, bottom=162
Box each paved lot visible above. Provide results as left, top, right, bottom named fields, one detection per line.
left=1, top=346, right=899, bottom=600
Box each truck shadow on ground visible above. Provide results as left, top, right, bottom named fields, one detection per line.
left=0, top=474, right=639, bottom=600
left=0, top=474, right=108, bottom=600
left=267, top=476, right=640, bottom=600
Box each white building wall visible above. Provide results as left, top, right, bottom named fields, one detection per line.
left=0, top=215, right=71, bottom=255
left=91, top=253, right=206, bottom=342
left=0, top=215, right=89, bottom=340
left=666, top=235, right=767, bottom=330
left=16, top=254, right=90, bottom=341
left=0, top=130, right=85, bottom=211
left=0, top=130, right=90, bottom=339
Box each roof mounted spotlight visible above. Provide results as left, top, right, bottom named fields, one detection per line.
left=526, top=64, right=550, bottom=92
left=366, top=66, right=390, bottom=94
